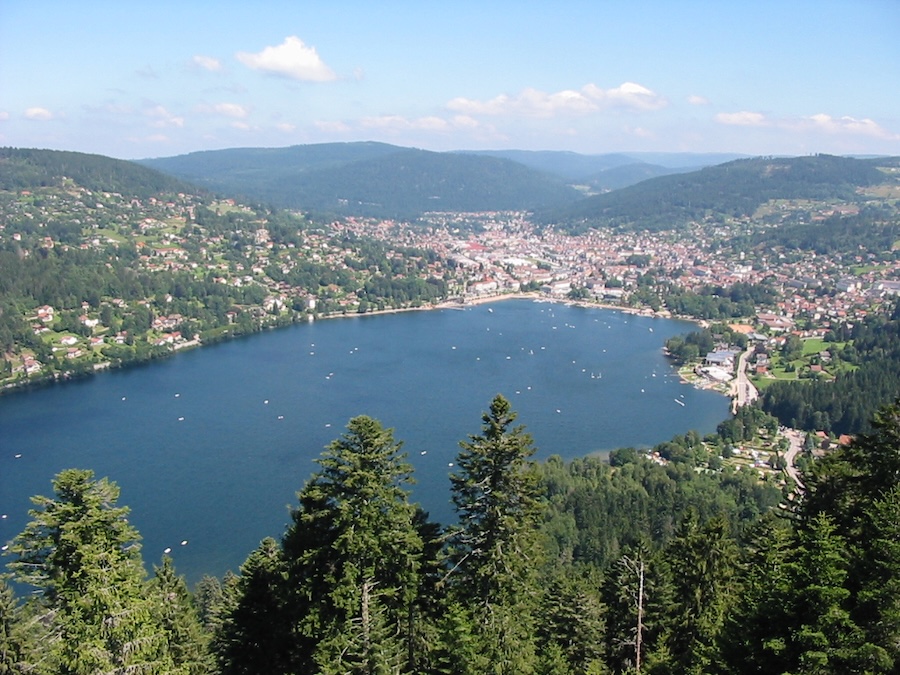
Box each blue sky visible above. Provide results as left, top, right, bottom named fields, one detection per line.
left=2, top=1, right=898, bottom=160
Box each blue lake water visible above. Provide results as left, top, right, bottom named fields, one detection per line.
left=0, top=300, right=729, bottom=583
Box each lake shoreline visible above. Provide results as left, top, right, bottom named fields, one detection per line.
left=2, top=291, right=720, bottom=403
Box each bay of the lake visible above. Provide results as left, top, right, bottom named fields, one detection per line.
left=0, top=299, right=729, bottom=583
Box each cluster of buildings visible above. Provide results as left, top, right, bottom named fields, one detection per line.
left=3, top=179, right=899, bottom=384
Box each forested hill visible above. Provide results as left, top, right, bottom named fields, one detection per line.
left=0, top=147, right=198, bottom=198
left=139, top=142, right=582, bottom=218
left=460, top=149, right=745, bottom=191
left=542, top=154, right=898, bottom=231
left=757, top=299, right=900, bottom=435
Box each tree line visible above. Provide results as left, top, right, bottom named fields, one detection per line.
left=6, top=392, right=900, bottom=673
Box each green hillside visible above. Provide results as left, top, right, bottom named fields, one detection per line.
left=0, top=147, right=197, bottom=197
left=140, top=143, right=582, bottom=218
left=544, top=154, right=895, bottom=231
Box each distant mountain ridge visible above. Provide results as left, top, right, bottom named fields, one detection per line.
left=0, top=147, right=196, bottom=197
left=138, top=143, right=750, bottom=219
left=540, top=154, right=899, bottom=231
left=6, top=146, right=896, bottom=236
left=138, top=142, right=583, bottom=219
left=460, top=148, right=745, bottom=177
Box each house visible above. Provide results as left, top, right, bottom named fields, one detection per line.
left=541, top=280, right=572, bottom=296
left=469, top=278, right=499, bottom=294
left=705, top=350, right=736, bottom=369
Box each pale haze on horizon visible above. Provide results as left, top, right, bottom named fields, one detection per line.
left=1, top=0, right=898, bottom=161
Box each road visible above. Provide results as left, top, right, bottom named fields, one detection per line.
left=731, top=347, right=759, bottom=413
left=781, top=428, right=806, bottom=491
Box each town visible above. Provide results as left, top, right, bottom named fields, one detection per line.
left=2, top=178, right=899, bottom=410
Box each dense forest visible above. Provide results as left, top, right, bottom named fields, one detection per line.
left=757, top=299, right=900, bottom=434
left=4, top=394, right=900, bottom=673
left=140, top=144, right=582, bottom=219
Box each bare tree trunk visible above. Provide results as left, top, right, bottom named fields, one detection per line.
left=636, top=560, right=644, bottom=674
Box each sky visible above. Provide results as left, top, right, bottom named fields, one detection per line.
left=1, top=1, right=899, bottom=160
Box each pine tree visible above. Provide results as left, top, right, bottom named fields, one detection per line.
left=602, top=544, right=672, bottom=675
left=847, top=488, right=900, bottom=671
left=280, top=415, right=423, bottom=673
left=783, top=513, right=867, bottom=673
left=658, top=513, right=737, bottom=675
left=444, top=394, right=544, bottom=674
left=216, top=538, right=293, bottom=674
left=449, top=394, right=543, bottom=603
left=538, top=566, right=606, bottom=674
left=6, top=468, right=175, bottom=674
left=0, top=581, right=26, bottom=674
left=150, top=555, right=213, bottom=674
left=793, top=397, right=900, bottom=669
left=716, top=514, right=795, bottom=674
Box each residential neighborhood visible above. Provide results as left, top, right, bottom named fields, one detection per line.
left=2, top=179, right=899, bottom=400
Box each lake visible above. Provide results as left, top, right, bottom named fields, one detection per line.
left=0, top=299, right=729, bottom=583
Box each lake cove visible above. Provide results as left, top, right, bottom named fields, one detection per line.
left=0, top=299, right=729, bottom=583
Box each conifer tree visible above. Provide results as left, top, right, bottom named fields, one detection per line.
left=781, top=513, right=869, bottom=673
left=855, top=486, right=900, bottom=670
left=444, top=394, right=544, bottom=674
left=449, top=394, right=543, bottom=602
left=6, top=468, right=175, bottom=674
left=602, top=544, right=673, bottom=675
left=0, top=581, right=26, bottom=674
left=538, top=566, right=606, bottom=674
left=150, top=555, right=213, bottom=674
left=281, top=415, right=423, bottom=673
left=216, top=537, right=293, bottom=674
left=659, top=513, right=737, bottom=675
left=716, top=514, right=795, bottom=674
left=793, top=397, right=900, bottom=669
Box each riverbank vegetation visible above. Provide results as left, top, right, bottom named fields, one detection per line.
left=6, top=394, right=900, bottom=673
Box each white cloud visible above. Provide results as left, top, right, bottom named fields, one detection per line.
left=714, top=110, right=899, bottom=141
left=714, top=111, right=768, bottom=127
left=236, top=36, right=336, bottom=82
left=0, top=111, right=10, bottom=121
left=217, top=103, right=249, bottom=118
left=25, top=107, right=54, bottom=121
left=451, top=115, right=481, bottom=129
left=360, top=115, right=450, bottom=132
left=446, top=82, right=666, bottom=118
left=358, top=114, right=489, bottom=134
left=192, top=55, right=222, bottom=72
left=601, top=82, right=668, bottom=110
left=145, top=105, right=184, bottom=128
left=804, top=113, right=899, bottom=140
left=687, top=94, right=710, bottom=106
left=276, top=122, right=297, bottom=133
left=196, top=102, right=250, bottom=119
